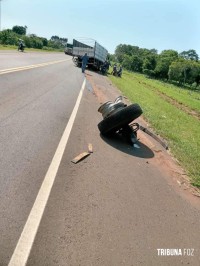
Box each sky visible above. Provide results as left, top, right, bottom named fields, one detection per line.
left=1, top=0, right=200, bottom=55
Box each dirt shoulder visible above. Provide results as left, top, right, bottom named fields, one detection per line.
left=85, top=70, right=200, bottom=207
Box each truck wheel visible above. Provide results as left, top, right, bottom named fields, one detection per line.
left=98, top=103, right=142, bottom=135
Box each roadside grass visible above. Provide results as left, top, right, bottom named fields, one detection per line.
left=126, top=72, right=200, bottom=113
left=0, top=44, right=17, bottom=50
left=0, top=44, right=63, bottom=53
left=109, top=71, right=200, bottom=187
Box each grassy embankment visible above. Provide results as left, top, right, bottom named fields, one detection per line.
left=109, top=71, right=200, bottom=187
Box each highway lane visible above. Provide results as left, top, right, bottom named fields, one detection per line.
left=0, top=50, right=68, bottom=70
left=0, top=51, right=84, bottom=265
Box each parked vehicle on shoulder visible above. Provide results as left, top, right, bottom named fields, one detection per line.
left=72, top=38, right=108, bottom=70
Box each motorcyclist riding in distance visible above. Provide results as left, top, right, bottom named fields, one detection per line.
left=18, top=39, right=25, bottom=52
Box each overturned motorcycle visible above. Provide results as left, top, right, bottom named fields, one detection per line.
left=98, top=96, right=142, bottom=146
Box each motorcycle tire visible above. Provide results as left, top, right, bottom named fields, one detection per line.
left=98, top=103, right=142, bottom=135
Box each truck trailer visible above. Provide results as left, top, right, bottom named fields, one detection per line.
left=72, top=38, right=108, bottom=70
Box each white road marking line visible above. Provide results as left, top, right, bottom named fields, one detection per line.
left=0, top=59, right=70, bottom=75
left=8, top=78, right=86, bottom=266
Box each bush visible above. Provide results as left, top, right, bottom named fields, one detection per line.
left=191, top=82, right=197, bottom=90
left=32, top=38, right=43, bottom=49
left=143, top=69, right=155, bottom=77
left=0, top=26, right=68, bottom=51
left=42, top=46, right=54, bottom=51
left=0, top=29, right=18, bottom=45
left=196, top=85, right=200, bottom=91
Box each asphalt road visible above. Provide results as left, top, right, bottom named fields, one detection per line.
left=0, top=51, right=200, bottom=266
left=0, top=51, right=84, bottom=265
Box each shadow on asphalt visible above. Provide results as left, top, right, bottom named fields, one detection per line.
left=100, top=133, right=154, bottom=159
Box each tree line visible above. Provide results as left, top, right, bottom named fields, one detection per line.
left=112, top=44, right=200, bottom=90
left=0, top=25, right=68, bottom=50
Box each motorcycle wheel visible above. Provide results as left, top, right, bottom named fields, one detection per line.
left=98, top=103, right=142, bottom=135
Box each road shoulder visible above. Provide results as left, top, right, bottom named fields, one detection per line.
left=86, top=70, right=200, bottom=207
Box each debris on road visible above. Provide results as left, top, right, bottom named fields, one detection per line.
left=177, top=180, right=182, bottom=187
left=71, top=152, right=90, bottom=164
left=97, top=96, right=142, bottom=146
left=97, top=96, right=169, bottom=150
left=88, top=143, right=93, bottom=153
left=139, top=125, right=168, bottom=150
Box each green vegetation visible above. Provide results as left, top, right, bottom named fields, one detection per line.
left=114, top=44, right=200, bottom=90
left=0, top=25, right=67, bottom=51
left=109, top=71, right=200, bottom=187
left=124, top=73, right=200, bottom=114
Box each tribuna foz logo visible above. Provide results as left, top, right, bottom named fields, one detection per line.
left=157, top=249, right=194, bottom=256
